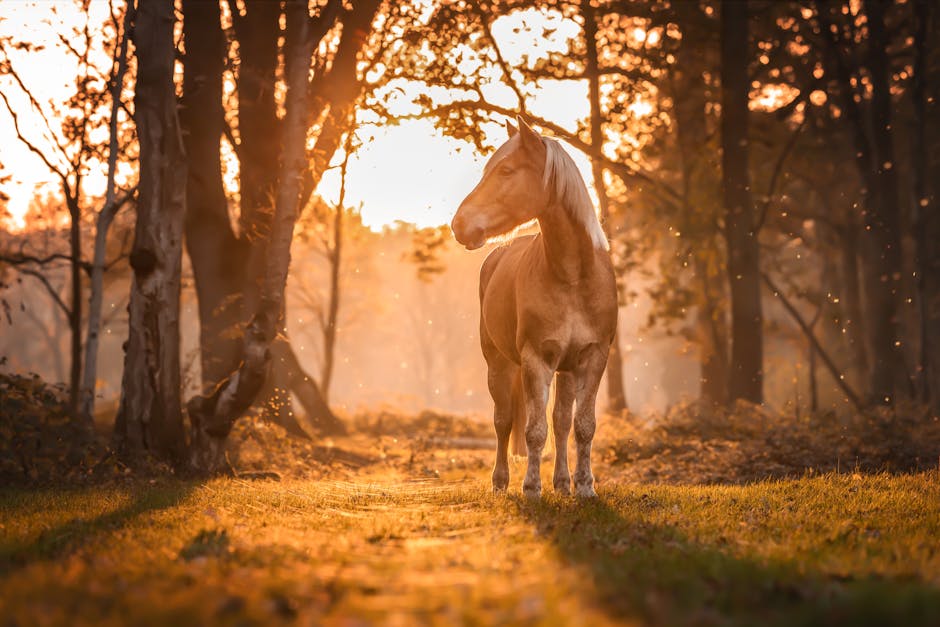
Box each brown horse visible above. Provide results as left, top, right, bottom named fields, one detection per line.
left=451, top=117, right=617, bottom=498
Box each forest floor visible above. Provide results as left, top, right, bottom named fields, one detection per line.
left=2, top=405, right=940, bottom=626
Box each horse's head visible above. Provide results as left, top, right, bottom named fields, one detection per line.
left=451, top=116, right=548, bottom=250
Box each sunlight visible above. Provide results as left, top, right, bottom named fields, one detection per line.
left=318, top=119, right=492, bottom=230
left=0, top=0, right=118, bottom=231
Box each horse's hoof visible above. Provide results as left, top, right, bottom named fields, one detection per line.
left=574, top=484, right=597, bottom=499
left=492, top=470, right=509, bottom=493
left=553, top=480, right=571, bottom=495
left=522, top=478, right=542, bottom=499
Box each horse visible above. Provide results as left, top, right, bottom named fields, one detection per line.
left=451, top=116, right=618, bottom=498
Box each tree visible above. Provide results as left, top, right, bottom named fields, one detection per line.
left=80, top=1, right=137, bottom=424
left=292, top=148, right=356, bottom=404
left=177, top=0, right=386, bottom=453
left=0, top=3, right=134, bottom=420
left=720, top=0, right=763, bottom=403
left=113, top=0, right=187, bottom=461
left=815, top=0, right=906, bottom=405
left=188, top=0, right=360, bottom=468
left=909, top=0, right=939, bottom=408
left=582, top=1, right=627, bottom=413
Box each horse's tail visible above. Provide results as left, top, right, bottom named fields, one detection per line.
left=510, top=368, right=527, bottom=455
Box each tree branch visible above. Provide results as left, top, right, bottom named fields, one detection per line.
left=0, top=53, right=71, bottom=167
left=410, top=98, right=683, bottom=209
left=17, top=267, right=71, bottom=317
left=761, top=271, right=863, bottom=410
left=0, top=90, right=69, bottom=181
left=0, top=252, right=90, bottom=272
left=755, top=115, right=807, bottom=232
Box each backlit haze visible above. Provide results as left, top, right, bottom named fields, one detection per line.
left=0, top=3, right=595, bottom=231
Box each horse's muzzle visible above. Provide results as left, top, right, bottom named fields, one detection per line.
left=451, top=212, right=486, bottom=250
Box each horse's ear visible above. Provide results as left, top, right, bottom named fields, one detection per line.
left=516, top=115, right=542, bottom=153
left=505, top=119, right=518, bottom=138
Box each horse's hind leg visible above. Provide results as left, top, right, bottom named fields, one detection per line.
left=551, top=372, right=576, bottom=495
left=486, top=353, right=517, bottom=493
left=573, top=345, right=607, bottom=498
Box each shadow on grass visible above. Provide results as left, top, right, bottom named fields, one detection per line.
left=0, top=482, right=197, bottom=575
left=512, top=492, right=940, bottom=627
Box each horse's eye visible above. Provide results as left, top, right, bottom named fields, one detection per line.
left=498, top=165, right=514, bottom=176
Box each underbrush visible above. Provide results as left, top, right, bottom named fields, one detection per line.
left=0, top=372, right=105, bottom=484
left=0, top=371, right=492, bottom=485
left=602, top=400, right=940, bottom=484
left=350, top=406, right=491, bottom=439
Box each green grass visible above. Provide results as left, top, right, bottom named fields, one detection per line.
left=1, top=468, right=939, bottom=626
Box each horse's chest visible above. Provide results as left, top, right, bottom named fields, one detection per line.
left=518, top=290, right=613, bottom=370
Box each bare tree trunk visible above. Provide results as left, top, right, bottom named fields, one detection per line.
left=181, top=0, right=244, bottom=391
left=237, top=0, right=282, bottom=316
left=188, top=1, right=339, bottom=467
left=583, top=1, right=627, bottom=413
left=839, top=222, right=870, bottom=386
left=80, top=2, right=135, bottom=426
left=694, top=266, right=730, bottom=406
left=67, top=192, right=82, bottom=418
left=861, top=0, right=906, bottom=403
left=808, top=307, right=822, bottom=413
left=114, top=0, right=187, bottom=462
left=673, top=0, right=729, bottom=406
left=721, top=0, right=763, bottom=404
left=911, top=0, right=938, bottom=406
left=817, top=1, right=905, bottom=405
left=273, top=0, right=378, bottom=424
left=322, top=189, right=343, bottom=403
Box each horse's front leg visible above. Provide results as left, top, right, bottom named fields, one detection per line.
left=521, top=348, right=553, bottom=498
left=486, top=355, right=518, bottom=493
left=551, top=372, right=576, bottom=495
left=572, top=345, right=607, bottom=498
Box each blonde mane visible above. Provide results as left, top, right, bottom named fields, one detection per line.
left=541, top=138, right=609, bottom=251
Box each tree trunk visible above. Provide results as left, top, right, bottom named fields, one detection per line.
left=583, top=1, right=627, bottom=413
left=181, top=0, right=244, bottom=392
left=720, top=0, right=763, bottom=404
left=694, top=267, right=730, bottom=406
left=817, top=0, right=906, bottom=405
left=911, top=0, right=938, bottom=407
left=270, top=0, right=378, bottom=425
left=839, top=221, right=871, bottom=386
left=80, top=2, right=135, bottom=425
left=114, top=0, right=187, bottom=462
left=860, top=0, right=905, bottom=404
left=188, top=0, right=336, bottom=467
left=67, top=192, right=82, bottom=418
left=322, top=198, right=343, bottom=404
left=237, top=0, right=282, bottom=316
left=673, top=0, right=729, bottom=406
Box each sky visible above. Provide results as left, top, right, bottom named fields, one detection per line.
left=0, top=2, right=598, bottom=232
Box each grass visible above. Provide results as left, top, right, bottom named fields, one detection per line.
left=1, top=464, right=939, bottom=626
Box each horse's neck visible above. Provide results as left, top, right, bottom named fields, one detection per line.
left=537, top=201, right=596, bottom=283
